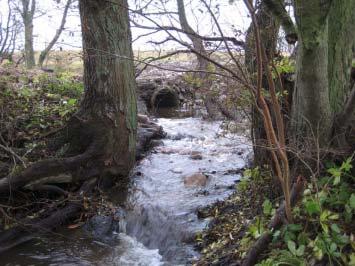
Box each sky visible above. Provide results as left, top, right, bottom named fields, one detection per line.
left=0, top=0, right=251, bottom=51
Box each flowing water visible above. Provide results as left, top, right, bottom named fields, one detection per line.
left=2, top=115, right=251, bottom=266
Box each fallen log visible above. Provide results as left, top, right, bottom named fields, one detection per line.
left=242, top=176, right=305, bottom=266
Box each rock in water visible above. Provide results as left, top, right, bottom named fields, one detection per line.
left=171, top=168, right=183, bottom=174
left=84, top=215, right=115, bottom=240
left=189, top=151, right=203, bottom=160
left=184, top=173, right=208, bottom=187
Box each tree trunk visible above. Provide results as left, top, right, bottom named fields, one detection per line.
left=0, top=0, right=137, bottom=193
left=77, top=0, right=137, bottom=177
left=327, top=0, right=355, bottom=114
left=38, top=0, right=72, bottom=67
left=291, top=1, right=332, bottom=148
left=245, top=1, right=279, bottom=166
left=24, top=19, right=35, bottom=68
left=176, top=0, right=209, bottom=76
left=176, top=0, right=219, bottom=118
left=22, top=0, right=36, bottom=69
left=291, top=0, right=355, bottom=151
left=328, top=1, right=355, bottom=148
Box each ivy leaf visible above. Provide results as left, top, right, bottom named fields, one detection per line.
left=287, top=240, right=297, bottom=256
left=272, top=230, right=281, bottom=242
left=340, top=157, right=352, bottom=172
left=67, top=98, right=77, bottom=106
left=296, top=245, right=305, bottom=256
left=262, top=199, right=273, bottom=216
left=349, top=253, right=355, bottom=266
left=327, top=167, right=341, bottom=185
left=304, top=200, right=321, bottom=215
left=288, top=224, right=302, bottom=232
left=331, top=223, right=341, bottom=234
left=329, top=243, right=337, bottom=253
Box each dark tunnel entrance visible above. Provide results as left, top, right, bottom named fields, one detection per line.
left=151, top=88, right=180, bottom=109
left=150, top=88, right=180, bottom=117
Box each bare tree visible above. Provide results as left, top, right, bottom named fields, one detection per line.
left=176, top=0, right=208, bottom=76
left=13, top=0, right=75, bottom=68
left=0, top=0, right=21, bottom=63
left=37, top=0, right=72, bottom=67
left=131, top=0, right=245, bottom=118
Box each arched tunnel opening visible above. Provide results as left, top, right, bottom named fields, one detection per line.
left=151, top=88, right=180, bottom=109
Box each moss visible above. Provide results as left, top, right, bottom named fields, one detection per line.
left=327, top=0, right=355, bottom=113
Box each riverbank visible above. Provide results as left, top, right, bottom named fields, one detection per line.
left=194, top=162, right=355, bottom=266
left=0, top=66, right=164, bottom=257
left=194, top=167, right=279, bottom=265
left=0, top=65, right=253, bottom=265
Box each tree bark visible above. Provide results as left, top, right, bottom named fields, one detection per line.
left=0, top=0, right=138, bottom=192
left=78, top=0, right=137, bottom=177
left=176, top=0, right=219, bottom=118
left=245, top=1, right=279, bottom=166
left=38, top=0, right=72, bottom=67
left=176, top=0, right=209, bottom=76
left=291, top=0, right=355, bottom=150
left=291, top=1, right=332, bottom=147
left=327, top=0, right=355, bottom=114
left=20, top=0, right=36, bottom=68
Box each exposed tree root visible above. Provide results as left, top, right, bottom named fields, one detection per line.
left=0, top=115, right=164, bottom=193
left=26, top=184, right=69, bottom=196
left=0, top=137, right=102, bottom=194
left=242, top=176, right=305, bottom=266
left=0, top=178, right=97, bottom=254
left=0, top=114, right=164, bottom=254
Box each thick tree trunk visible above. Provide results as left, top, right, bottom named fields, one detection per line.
left=77, top=0, right=137, bottom=178
left=291, top=1, right=332, bottom=147
left=291, top=0, right=355, bottom=150
left=328, top=1, right=355, bottom=148
left=328, top=0, right=355, bottom=114
left=291, top=29, right=332, bottom=146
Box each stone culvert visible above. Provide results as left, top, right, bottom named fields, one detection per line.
left=150, top=86, right=180, bottom=108
left=137, top=78, right=189, bottom=113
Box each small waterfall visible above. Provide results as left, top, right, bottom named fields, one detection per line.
left=3, top=117, right=251, bottom=266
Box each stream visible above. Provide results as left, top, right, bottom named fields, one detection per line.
left=2, top=115, right=251, bottom=266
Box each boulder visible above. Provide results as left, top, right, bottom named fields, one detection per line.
left=158, top=147, right=179, bottom=154
left=136, top=116, right=166, bottom=160
left=183, top=173, right=208, bottom=187
left=84, top=215, right=115, bottom=240
left=189, top=151, right=203, bottom=160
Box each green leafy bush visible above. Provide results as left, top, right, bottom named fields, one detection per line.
left=255, top=157, right=355, bottom=265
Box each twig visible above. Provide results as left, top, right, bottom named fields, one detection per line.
left=0, top=144, right=26, bottom=168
